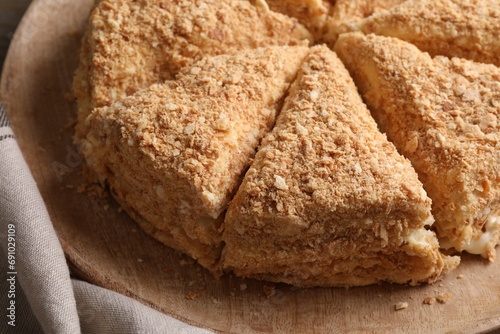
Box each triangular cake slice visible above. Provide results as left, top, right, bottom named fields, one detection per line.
left=252, top=0, right=331, bottom=39
left=73, top=0, right=312, bottom=139
left=80, top=46, right=309, bottom=270
left=358, top=0, right=500, bottom=66
left=221, top=45, right=459, bottom=287
left=335, top=32, right=500, bottom=261
left=322, top=0, right=406, bottom=46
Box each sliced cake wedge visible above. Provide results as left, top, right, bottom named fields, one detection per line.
left=358, top=0, right=500, bottom=66
left=221, top=45, right=459, bottom=287
left=80, top=46, right=309, bottom=271
left=335, top=32, right=500, bottom=261
left=73, top=0, right=312, bottom=140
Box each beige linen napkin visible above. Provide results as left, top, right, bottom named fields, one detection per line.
left=0, top=103, right=212, bottom=333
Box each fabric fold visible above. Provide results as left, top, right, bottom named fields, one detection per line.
left=0, top=103, right=81, bottom=333
left=73, top=280, right=211, bottom=334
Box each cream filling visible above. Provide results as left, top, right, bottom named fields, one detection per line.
left=406, top=228, right=438, bottom=250
left=463, top=215, right=500, bottom=255
left=403, top=215, right=437, bottom=255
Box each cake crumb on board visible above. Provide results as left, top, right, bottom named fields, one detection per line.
left=395, top=302, right=408, bottom=311
left=263, top=283, right=276, bottom=298
left=437, top=292, right=452, bottom=304
left=423, top=297, right=436, bottom=305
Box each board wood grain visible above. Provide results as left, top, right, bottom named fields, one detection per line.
left=1, top=0, right=499, bottom=333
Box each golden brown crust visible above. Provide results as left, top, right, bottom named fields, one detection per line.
left=81, top=46, right=309, bottom=270
left=254, top=0, right=332, bottom=38
left=359, top=0, right=500, bottom=66
left=335, top=32, right=500, bottom=261
left=221, top=45, right=459, bottom=287
left=323, top=0, right=407, bottom=45
left=72, top=0, right=312, bottom=140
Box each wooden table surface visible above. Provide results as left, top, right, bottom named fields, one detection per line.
left=0, top=0, right=32, bottom=72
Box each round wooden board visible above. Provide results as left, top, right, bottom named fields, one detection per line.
left=2, top=0, right=500, bottom=333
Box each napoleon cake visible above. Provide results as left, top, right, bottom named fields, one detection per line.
left=221, top=46, right=459, bottom=287
left=335, top=32, right=500, bottom=261
left=322, top=0, right=406, bottom=46
left=73, top=0, right=311, bottom=140
left=358, top=0, right=500, bottom=66
left=80, top=46, right=309, bottom=270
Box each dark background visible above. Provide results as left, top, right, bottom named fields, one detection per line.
left=0, top=0, right=32, bottom=72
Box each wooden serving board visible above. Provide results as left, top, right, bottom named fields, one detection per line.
left=1, top=0, right=500, bottom=332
